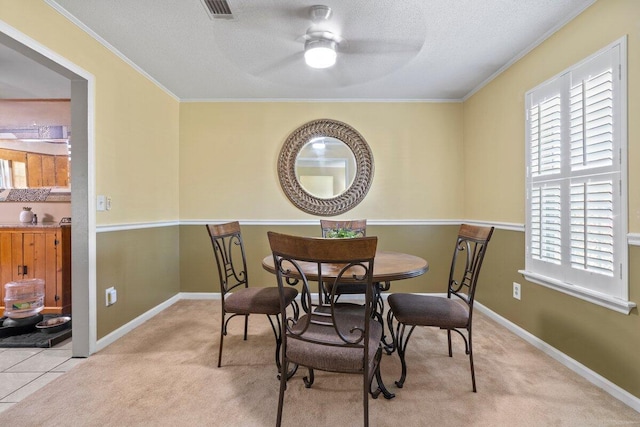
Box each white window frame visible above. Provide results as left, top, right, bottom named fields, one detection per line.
left=520, top=36, right=635, bottom=314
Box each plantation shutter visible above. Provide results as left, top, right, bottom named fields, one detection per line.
left=528, top=86, right=563, bottom=265
left=523, top=38, right=630, bottom=311
left=568, top=58, right=616, bottom=278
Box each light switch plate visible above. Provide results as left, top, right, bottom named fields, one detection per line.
left=105, top=286, right=117, bottom=306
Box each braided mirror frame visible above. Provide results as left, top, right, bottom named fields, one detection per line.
left=278, top=119, right=374, bottom=216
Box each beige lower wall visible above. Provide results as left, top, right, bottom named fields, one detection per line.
left=96, top=226, right=181, bottom=339
left=180, top=223, right=456, bottom=296
left=476, top=229, right=640, bottom=399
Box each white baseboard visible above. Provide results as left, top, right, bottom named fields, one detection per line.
left=94, top=291, right=640, bottom=414
left=475, top=301, right=640, bottom=413
left=95, top=294, right=182, bottom=352
left=178, top=292, right=221, bottom=300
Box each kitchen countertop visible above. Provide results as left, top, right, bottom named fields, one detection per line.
left=0, top=222, right=69, bottom=229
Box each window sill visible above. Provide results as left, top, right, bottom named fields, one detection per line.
left=518, top=270, right=636, bottom=315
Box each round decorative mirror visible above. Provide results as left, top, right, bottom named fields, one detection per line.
left=278, top=119, right=374, bottom=216
left=296, top=136, right=357, bottom=198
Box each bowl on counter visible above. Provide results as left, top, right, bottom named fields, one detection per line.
left=35, top=316, right=71, bottom=334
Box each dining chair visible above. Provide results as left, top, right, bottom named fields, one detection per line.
left=267, top=231, right=384, bottom=427
left=319, top=219, right=368, bottom=303
left=206, top=222, right=298, bottom=370
left=386, top=224, right=494, bottom=392
left=320, top=219, right=367, bottom=238
left=320, top=219, right=395, bottom=353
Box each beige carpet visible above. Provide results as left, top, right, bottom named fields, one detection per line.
left=4, top=300, right=640, bottom=426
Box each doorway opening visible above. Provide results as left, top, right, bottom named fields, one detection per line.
left=0, top=24, right=95, bottom=357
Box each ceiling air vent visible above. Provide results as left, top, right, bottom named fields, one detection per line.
left=200, top=0, right=235, bottom=20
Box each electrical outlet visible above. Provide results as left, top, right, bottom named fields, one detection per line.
left=105, top=286, right=117, bottom=306
left=513, top=282, right=521, bottom=300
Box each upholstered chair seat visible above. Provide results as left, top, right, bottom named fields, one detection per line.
left=206, top=221, right=298, bottom=370
left=287, top=313, right=383, bottom=373
left=387, top=294, right=469, bottom=328
left=224, top=287, right=297, bottom=316
left=387, top=224, right=494, bottom=392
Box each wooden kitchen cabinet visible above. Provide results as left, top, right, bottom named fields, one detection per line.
left=0, top=225, right=71, bottom=315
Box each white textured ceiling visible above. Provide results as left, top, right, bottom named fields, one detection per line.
left=2, top=0, right=595, bottom=101
left=0, top=42, right=70, bottom=99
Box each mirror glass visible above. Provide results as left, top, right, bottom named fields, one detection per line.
left=295, top=137, right=357, bottom=199
left=278, top=118, right=374, bottom=216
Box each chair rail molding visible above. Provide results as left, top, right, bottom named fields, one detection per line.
left=179, top=219, right=523, bottom=230
left=627, top=232, right=640, bottom=246
left=96, top=221, right=640, bottom=249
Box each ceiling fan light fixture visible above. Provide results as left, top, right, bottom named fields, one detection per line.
left=309, top=5, right=333, bottom=22
left=304, top=39, right=337, bottom=69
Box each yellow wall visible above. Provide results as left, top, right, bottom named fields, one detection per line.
left=0, top=0, right=181, bottom=225
left=179, top=102, right=463, bottom=220
left=463, top=0, right=640, bottom=397
left=0, top=0, right=181, bottom=337
left=464, top=0, right=640, bottom=229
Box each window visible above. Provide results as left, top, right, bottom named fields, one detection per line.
left=13, top=161, right=26, bottom=188
left=0, top=159, right=11, bottom=187
left=521, top=37, right=635, bottom=314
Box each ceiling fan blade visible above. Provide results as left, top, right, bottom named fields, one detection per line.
left=323, top=64, right=361, bottom=88
left=252, top=52, right=304, bottom=77
left=342, top=39, right=424, bottom=55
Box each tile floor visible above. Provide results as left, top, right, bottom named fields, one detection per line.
left=0, top=340, right=85, bottom=413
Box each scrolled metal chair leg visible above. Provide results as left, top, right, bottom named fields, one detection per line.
left=371, top=347, right=395, bottom=399
left=395, top=323, right=416, bottom=388
left=468, top=329, right=476, bottom=392
left=219, top=313, right=248, bottom=367
left=446, top=327, right=477, bottom=392
left=243, top=314, right=249, bottom=340
left=276, top=360, right=288, bottom=427
left=373, top=289, right=394, bottom=355
left=273, top=302, right=301, bottom=379
left=267, top=314, right=283, bottom=372
left=291, top=300, right=300, bottom=320
left=364, top=373, right=370, bottom=427
left=217, top=310, right=235, bottom=368
left=386, top=309, right=397, bottom=354
left=277, top=361, right=299, bottom=381
left=371, top=382, right=381, bottom=399
left=270, top=314, right=300, bottom=381
left=370, top=346, right=382, bottom=399
left=217, top=315, right=225, bottom=368
left=303, top=368, right=315, bottom=388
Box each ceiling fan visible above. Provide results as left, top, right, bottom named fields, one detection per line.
left=301, top=5, right=344, bottom=69
left=241, top=3, right=425, bottom=88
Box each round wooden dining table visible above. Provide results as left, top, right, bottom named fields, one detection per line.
left=261, top=250, right=429, bottom=282
left=262, top=249, right=428, bottom=399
